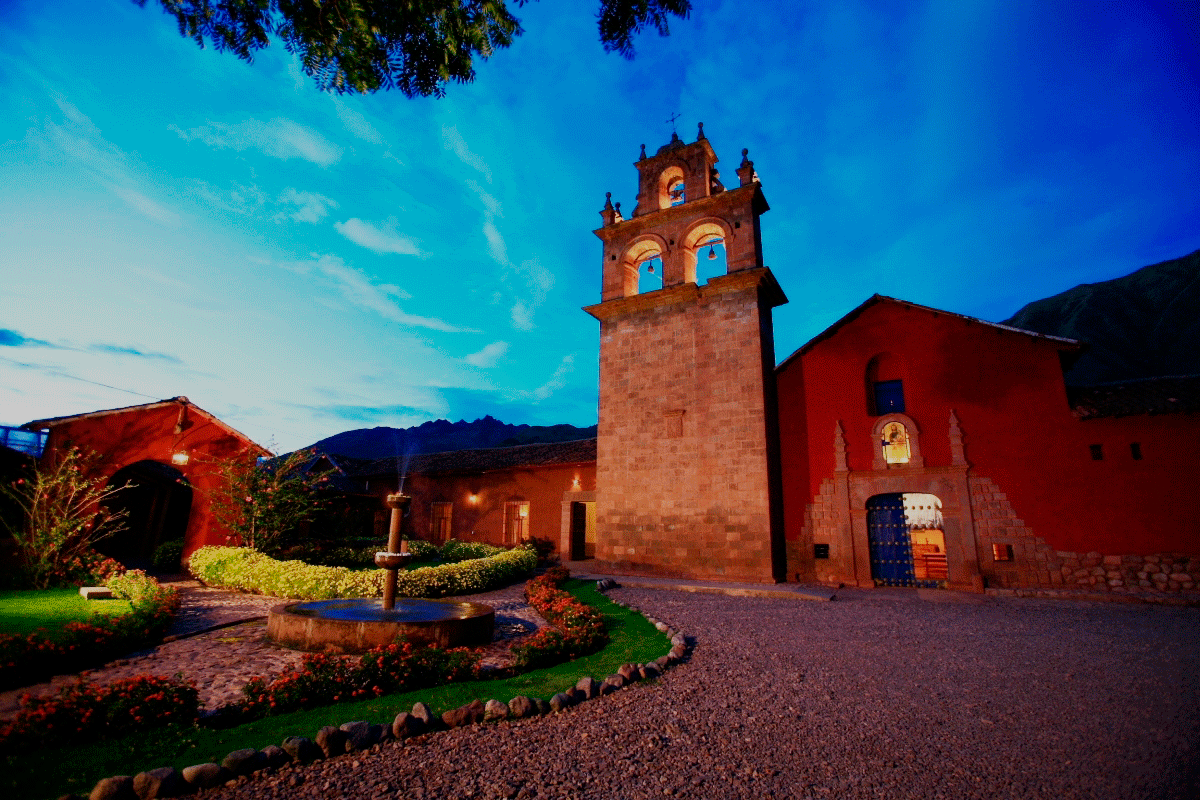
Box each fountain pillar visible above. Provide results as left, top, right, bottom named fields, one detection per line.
left=377, top=493, right=412, bottom=610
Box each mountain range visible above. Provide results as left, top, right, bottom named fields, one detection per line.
left=307, top=416, right=597, bottom=459
left=1002, top=248, right=1199, bottom=385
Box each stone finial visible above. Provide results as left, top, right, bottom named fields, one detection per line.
left=600, top=192, right=618, bottom=226
left=737, top=148, right=759, bottom=186
left=949, top=410, right=968, bottom=466
left=640, top=143, right=647, bottom=160
left=697, top=121, right=706, bottom=140
left=834, top=421, right=848, bottom=472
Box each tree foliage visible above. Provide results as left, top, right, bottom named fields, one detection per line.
left=0, top=447, right=129, bottom=589
left=205, top=447, right=327, bottom=554
left=136, top=0, right=691, bottom=96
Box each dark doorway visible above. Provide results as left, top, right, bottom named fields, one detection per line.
left=102, top=461, right=192, bottom=567
left=570, top=501, right=596, bottom=560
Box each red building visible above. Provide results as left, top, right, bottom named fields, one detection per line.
left=24, top=397, right=264, bottom=564
left=776, top=296, right=1198, bottom=594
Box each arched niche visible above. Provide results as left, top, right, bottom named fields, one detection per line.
left=102, top=460, right=192, bottom=567
left=657, top=165, right=686, bottom=209
left=681, top=218, right=733, bottom=285
left=871, top=413, right=924, bottom=470
left=620, top=235, right=668, bottom=296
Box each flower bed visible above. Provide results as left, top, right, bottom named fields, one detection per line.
left=0, top=570, right=179, bottom=693
left=511, top=567, right=609, bottom=668
left=187, top=543, right=537, bottom=600
left=241, top=640, right=482, bottom=718
left=0, top=674, right=199, bottom=752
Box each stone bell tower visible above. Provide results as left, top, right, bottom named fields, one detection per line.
left=584, top=124, right=788, bottom=583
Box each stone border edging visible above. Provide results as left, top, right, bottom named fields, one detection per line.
left=74, top=579, right=691, bottom=800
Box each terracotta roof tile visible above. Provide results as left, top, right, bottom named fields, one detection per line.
left=1069, top=375, right=1200, bottom=420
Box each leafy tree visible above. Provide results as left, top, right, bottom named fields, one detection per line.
left=135, top=0, right=692, bottom=96
left=0, top=447, right=129, bottom=589
left=205, top=446, right=328, bottom=554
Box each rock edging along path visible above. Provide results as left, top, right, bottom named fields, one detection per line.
left=74, top=581, right=690, bottom=800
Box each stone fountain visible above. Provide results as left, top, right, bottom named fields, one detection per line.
left=266, top=493, right=494, bottom=654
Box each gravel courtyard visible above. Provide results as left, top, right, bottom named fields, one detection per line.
left=208, top=587, right=1200, bottom=800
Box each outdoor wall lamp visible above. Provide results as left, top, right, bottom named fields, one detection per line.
left=171, top=451, right=190, bottom=466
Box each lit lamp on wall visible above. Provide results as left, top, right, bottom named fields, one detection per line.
left=468, top=493, right=479, bottom=505
left=572, top=475, right=581, bottom=490
left=171, top=451, right=190, bottom=466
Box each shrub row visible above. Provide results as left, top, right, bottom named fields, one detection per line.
left=0, top=570, right=180, bottom=693
left=0, top=674, right=199, bottom=752
left=187, top=542, right=537, bottom=600
left=511, top=567, right=609, bottom=669
left=240, top=640, right=482, bottom=719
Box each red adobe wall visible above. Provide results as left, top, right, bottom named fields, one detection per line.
left=368, top=463, right=596, bottom=551
left=40, top=404, right=258, bottom=558
left=778, top=301, right=1197, bottom=561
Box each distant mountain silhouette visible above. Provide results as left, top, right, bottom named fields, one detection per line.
left=306, top=415, right=597, bottom=459
left=1002, top=249, right=1200, bottom=385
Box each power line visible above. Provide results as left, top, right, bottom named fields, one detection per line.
left=0, top=355, right=161, bottom=400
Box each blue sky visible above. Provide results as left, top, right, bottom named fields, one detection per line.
left=2, top=0, right=1198, bottom=452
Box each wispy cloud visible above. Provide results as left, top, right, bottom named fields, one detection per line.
left=277, top=188, right=338, bottom=223
left=464, top=341, right=509, bottom=368
left=532, top=355, right=575, bottom=401
left=466, top=180, right=509, bottom=265
left=335, top=218, right=422, bottom=256
left=110, top=185, right=181, bottom=227
left=0, top=329, right=58, bottom=348
left=441, top=125, right=492, bottom=181
left=39, top=94, right=182, bottom=226
left=332, top=99, right=383, bottom=144
left=88, top=344, right=182, bottom=363
left=510, top=301, right=534, bottom=331
left=170, top=117, right=343, bottom=167
left=194, top=180, right=268, bottom=216
left=283, top=254, right=472, bottom=333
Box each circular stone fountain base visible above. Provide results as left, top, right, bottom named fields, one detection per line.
left=267, top=598, right=495, bottom=654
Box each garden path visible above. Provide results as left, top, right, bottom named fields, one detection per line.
left=0, top=581, right=546, bottom=721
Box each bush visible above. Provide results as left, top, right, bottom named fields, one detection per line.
left=511, top=568, right=609, bottom=669
left=152, top=539, right=185, bottom=573
left=0, top=674, right=199, bottom=752
left=438, top=539, right=503, bottom=563
left=0, top=571, right=179, bottom=692
left=0, top=447, right=131, bottom=589
left=188, top=543, right=537, bottom=600
left=241, top=640, right=482, bottom=718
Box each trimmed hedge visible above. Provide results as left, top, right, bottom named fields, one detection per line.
left=0, top=571, right=179, bottom=692
left=188, top=543, right=537, bottom=600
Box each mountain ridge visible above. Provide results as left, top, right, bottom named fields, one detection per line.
left=305, top=415, right=597, bottom=459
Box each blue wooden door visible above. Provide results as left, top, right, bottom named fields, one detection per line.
left=867, top=494, right=916, bottom=587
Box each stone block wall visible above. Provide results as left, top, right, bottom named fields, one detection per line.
left=593, top=274, right=780, bottom=582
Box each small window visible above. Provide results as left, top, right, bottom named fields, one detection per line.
left=873, top=380, right=905, bottom=414
left=992, top=543, right=1014, bottom=562
left=814, top=544, right=830, bottom=559
left=1089, top=444, right=1103, bottom=461
left=1130, top=442, right=1142, bottom=460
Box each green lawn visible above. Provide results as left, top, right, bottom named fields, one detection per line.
left=4, top=580, right=670, bottom=800
left=0, top=588, right=134, bottom=640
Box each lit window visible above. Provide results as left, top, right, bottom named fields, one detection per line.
left=881, top=421, right=911, bottom=465
left=993, top=543, right=1014, bottom=562
left=873, top=380, right=905, bottom=414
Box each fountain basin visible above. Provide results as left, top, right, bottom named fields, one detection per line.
left=267, top=598, right=494, bottom=654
